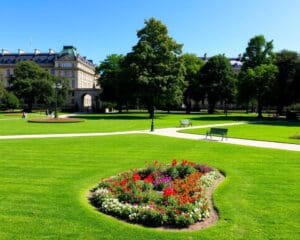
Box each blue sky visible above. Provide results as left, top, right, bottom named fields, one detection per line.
left=2, top=0, right=300, bottom=64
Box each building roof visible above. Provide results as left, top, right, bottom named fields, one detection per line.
left=0, top=53, right=56, bottom=65
left=200, top=56, right=243, bottom=69
left=0, top=46, right=95, bottom=67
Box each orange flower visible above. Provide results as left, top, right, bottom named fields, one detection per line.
left=171, top=159, right=177, bottom=166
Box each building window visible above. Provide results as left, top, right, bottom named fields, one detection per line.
left=50, top=69, right=55, bottom=75
left=61, top=62, right=73, bottom=68
left=72, top=80, right=75, bottom=88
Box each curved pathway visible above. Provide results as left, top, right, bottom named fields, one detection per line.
left=0, top=121, right=299, bottom=152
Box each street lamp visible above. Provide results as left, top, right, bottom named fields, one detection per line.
left=53, top=82, right=62, bottom=118
left=150, top=106, right=155, bottom=132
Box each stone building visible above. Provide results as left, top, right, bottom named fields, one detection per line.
left=0, top=46, right=101, bottom=111
left=200, top=53, right=243, bottom=72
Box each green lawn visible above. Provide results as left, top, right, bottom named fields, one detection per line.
left=0, top=134, right=299, bottom=240
left=181, top=121, right=300, bottom=144
left=0, top=112, right=257, bottom=135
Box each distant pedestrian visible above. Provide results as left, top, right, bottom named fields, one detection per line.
left=22, top=111, right=27, bottom=119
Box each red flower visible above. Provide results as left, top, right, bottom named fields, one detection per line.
left=132, top=173, right=141, bottom=181
left=120, top=179, right=127, bottom=186
left=163, top=187, right=175, bottom=197
left=171, top=159, right=177, bottom=166
left=144, top=175, right=154, bottom=183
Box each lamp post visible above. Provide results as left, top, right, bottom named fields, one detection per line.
left=53, top=82, right=62, bottom=118
left=150, top=106, right=155, bottom=132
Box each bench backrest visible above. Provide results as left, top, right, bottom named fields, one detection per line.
left=180, top=119, right=190, bottom=125
left=210, top=128, right=228, bottom=134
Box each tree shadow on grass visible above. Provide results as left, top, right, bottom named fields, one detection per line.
left=72, top=115, right=156, bottom=120
left=248, top=120, right=300, bottom=127
left=189, top=115, right=257, bottom=122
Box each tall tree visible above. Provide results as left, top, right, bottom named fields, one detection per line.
left=199, top=55, right=236, bottom=114
left=242, top=35, right=275, bottom=70
left=126, top=18, right=185, bottom=117
left=181, top=53, right=204, bottom=113
left=237, top=70, right=256, bottom=112
left=10, top=61, right=68, bottom=111
left=274, top=50, right=299, bottom=114
left=295, top=60, right=300, bottom=103
left=238, top=35, right=275, bottom=114
left=245, top=64, right=278, bottom=118
left=96, top=54, right=129, bottom=112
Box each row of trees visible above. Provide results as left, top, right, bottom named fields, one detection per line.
left=97, top=18, right=300, bottom=117
left=0, top=61, right=69, bottom=111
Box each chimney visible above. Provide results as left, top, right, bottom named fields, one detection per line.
left=18, top=49, right=25, bottom=55
left=204, top=53, right=207, bottom=60
left=238, top=53, right=242, bottom=61
left=49, top=49, right=55, bottom=54
left=34, top=49, right=40, bottom=55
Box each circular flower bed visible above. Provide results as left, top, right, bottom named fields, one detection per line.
left=90, top=160, right=220, bottom=228
left=28, top=118, right=84, bottom=123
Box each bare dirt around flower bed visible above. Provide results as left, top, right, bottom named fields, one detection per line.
left=28, top=118, right=85, bottom=123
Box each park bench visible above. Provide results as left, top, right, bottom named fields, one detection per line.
left=180, top=119, right=192, bottom=127
left=206, top=128, right=228, bottom=141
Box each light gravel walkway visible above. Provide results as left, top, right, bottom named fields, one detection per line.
left=0, top=121, right=299, bottom=152
left=149, top=126, right=300, bottom=152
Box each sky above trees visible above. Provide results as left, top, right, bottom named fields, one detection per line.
left=2, top=0, right=300, bottom=63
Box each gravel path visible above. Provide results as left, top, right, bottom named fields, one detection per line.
left=0, top=121, right=299, bottom=152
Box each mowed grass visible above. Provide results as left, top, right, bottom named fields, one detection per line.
left=181, top=121, right=300, bottom=144
left=0, top=134, right=299, bottom=240
left=0, top=112, right=257, bottom=135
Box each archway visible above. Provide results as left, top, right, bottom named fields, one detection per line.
left=81, top=93, right=92, bottom=112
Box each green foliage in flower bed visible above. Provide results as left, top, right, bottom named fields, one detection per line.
left=90, top=160, right=219, bottom=228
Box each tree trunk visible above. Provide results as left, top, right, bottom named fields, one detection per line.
left=277, top=104, right=284, bottom=116
left=257, top=102, right=263, bottom=119
left=185, top=97, right=191, bottom=114
left=245, top=102, right=249, bottom=114
left=208, top=101, right=215, bottom=114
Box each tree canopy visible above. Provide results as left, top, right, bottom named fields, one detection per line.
left=0, top=81, right=5, bottom=98
left=274, top=50, right=300, bottom=113
left=96, top=54, right=130, bottom=112
left=242, top=35, right=274, bottom=70
left=199, top=55, right=236, bottom=114
left=244, top=64, right=278, bottom=118
left=10, top=61, right=68, bottom=111
left=126, top=18, right=185, bottom=116
left=181, top=53, right=204, bottom=113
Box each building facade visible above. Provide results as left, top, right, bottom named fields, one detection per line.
left=0, top=46, right=101, bottom=111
